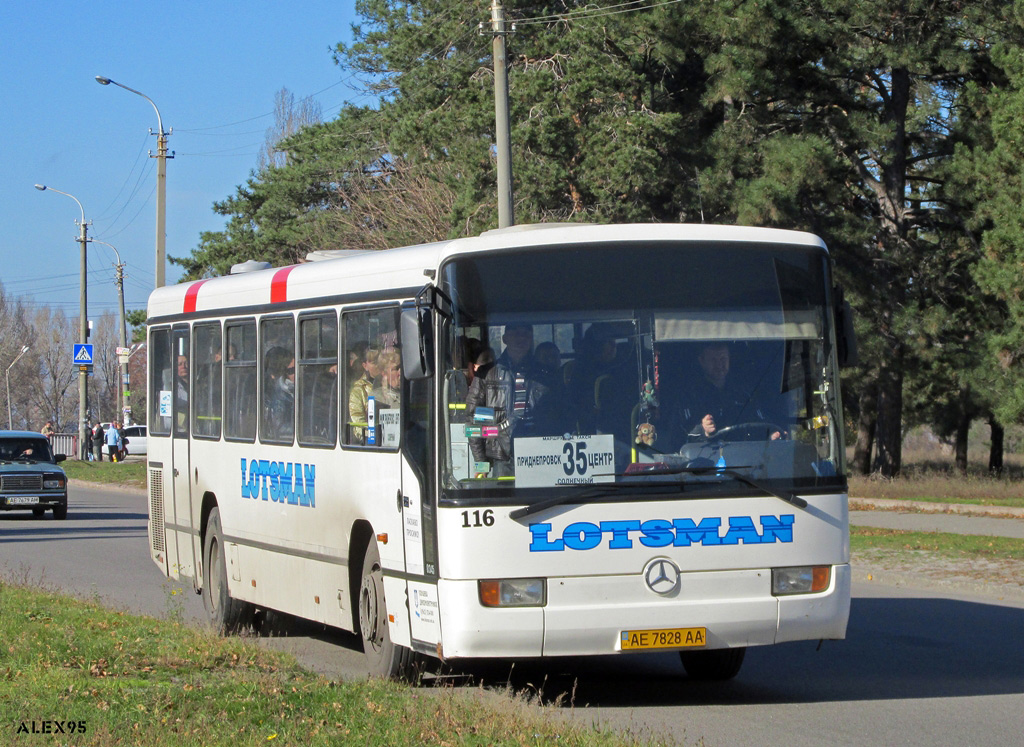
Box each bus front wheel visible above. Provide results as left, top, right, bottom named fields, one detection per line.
left=680, top=647, right=746, bottom=681
left=358, top=541, right=417, bottom=680
left=202, top=507, right=255, bottom=634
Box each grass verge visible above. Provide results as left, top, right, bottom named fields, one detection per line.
left=848, top=472, right=1024, bottom=509
left=0, top=581, right=645, bottom=747
left=851, top=526, right=1024, bottom=561
left=62, top=459, right=146, bottom=490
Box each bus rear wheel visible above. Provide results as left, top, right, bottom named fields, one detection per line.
left=202, top=507, right=255, bottom=634
left=680, top=647, right=746, bottom=681
left=358, top=541, right=417, bottom=680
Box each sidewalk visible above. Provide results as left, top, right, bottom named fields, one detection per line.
left=850, top=497, right=1024, bottom=540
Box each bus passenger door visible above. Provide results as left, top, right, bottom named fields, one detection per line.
left=401, top=374, right=440, bottom=651
left=171, top=326, right=198, bottom=587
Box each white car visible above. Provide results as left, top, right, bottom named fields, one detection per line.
left=122, top=425, right=148, bottom=456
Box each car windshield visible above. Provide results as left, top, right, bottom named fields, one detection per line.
left=437, top=241, right=846, bottom=500
left=0, top=438, right=55, bottom=463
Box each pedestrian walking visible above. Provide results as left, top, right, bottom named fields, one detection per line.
left=104, top=422, right=123, bottom=462
left=91, top=422, right=105, bottom=462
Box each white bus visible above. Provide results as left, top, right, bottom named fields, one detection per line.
left=146, top=223, right=855, bottom=681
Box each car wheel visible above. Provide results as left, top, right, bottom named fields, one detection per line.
left=202, top=507, right=255, bottom=633
left=52, top=505, right=67, bottom=520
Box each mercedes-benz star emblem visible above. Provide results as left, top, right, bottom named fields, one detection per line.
left=643, top=558, right=681, bottom=595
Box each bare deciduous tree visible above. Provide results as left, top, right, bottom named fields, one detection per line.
left=257, top=88, right=323, bottom=172
left=30, top=306, right=78, bottom=432
left=311, top=156, right=461, bottom=253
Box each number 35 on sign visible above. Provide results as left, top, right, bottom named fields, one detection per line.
left=513, top=434, right=615, bottom=488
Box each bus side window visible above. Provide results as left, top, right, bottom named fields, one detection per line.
left=193, top=322, right=222, bottom=439
left=173, top=329, right=190, bottom=438
left=298, top=312, right=338, bottom=447
left=225, top=320, right=257, bottom=442
left=149, top=327, right=173, bottom=436
left=342, top=308, right=400, bottom=447
left=260, top=316, right=296, bottom=445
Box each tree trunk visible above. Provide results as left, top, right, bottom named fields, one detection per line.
left=954, top=410, right=970, bottom=476
left=872, top=358, right=903, bottom=477
left=989, top=417, right=1004, bottom=476
left=851, top=380, right=877, bottom=475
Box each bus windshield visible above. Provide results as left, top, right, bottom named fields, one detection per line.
left=439, top=241, right=845, bottom=497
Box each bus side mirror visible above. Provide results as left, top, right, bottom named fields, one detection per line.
left=836, top=299, right=859, bottom=368
left=401, top=307, right=434, bottom=380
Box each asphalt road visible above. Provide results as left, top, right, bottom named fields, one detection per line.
left=2, top=483, right=1024, bottom=746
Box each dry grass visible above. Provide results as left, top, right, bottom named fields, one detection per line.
left=847, top=435, right=1024, bottom=508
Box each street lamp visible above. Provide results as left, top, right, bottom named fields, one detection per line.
left=34, top=184, right=90, bottom=459
left=95, top=75, right=171, bottom=288
left=89, top=239, right=130, bottom=427
left=6, top=345, right=30, bottom=430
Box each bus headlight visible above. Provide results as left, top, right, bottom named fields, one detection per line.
left=43, top=476, right=66, bottom=490
left=772, top=566, right=831, bottom=595
left=479, top=578, right=546, bottom=607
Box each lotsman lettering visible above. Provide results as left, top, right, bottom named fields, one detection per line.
left=527, top=515, right=796, bottom=552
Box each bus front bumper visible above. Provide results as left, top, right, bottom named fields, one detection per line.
left=436, top=564, right=850, bottom=659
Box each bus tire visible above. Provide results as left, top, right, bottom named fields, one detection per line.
left=680, top=647, right=746, bottom=681
left=358, top=541, right=416, bottom=680
left=202, top=507, right=254, bottom=634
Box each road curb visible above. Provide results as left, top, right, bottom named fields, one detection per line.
left=68, top=479, right=145, bottom=495
left=850, top=496, right=1024, bottom=518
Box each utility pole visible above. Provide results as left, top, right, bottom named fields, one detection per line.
left=115, top=262, right=128, bottom=424
left=155, top=127, right=169, bottom=287
left=77, top=218, right=89, bottom=459
left=484, top=0, right=515, bottom=227
left=35, top=184, right=90, bottom=459
left=91, top=240, right=129, bottom=426
left=95, top=76, right=172, bottom=287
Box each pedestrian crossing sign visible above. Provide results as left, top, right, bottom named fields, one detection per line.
left=73, top=343, right=94, bottom=365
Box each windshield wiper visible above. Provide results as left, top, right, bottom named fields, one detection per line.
left=719, top=468, right=808, bottom=510
left=621, top=463, right=807, bottom=510
left=509, top=465, right=808, bottom=520
left=509, top=483, right=681, bottom=521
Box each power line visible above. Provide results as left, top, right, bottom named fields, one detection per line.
left=513, top=0, right=685, bottom=25
left=93, top=133, right=152, bottom=224
left=175, top=74, right=362, bottom=134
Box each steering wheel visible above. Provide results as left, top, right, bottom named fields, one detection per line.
left=707, top=421, right=786, bottom=442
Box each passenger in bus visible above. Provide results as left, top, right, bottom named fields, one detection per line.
left=346, top=343, right=366, bottom=383
left=371, top=349, right=401, bottom=409
left=534, top=341, right=562, bottom=392
left=194, top=346, right=222, bottom=437
left=348, top=346, right=381, bottom=444
left=465, top=324, right=549, bottom=478
left=264, top=347, right=295, bottom=441
left=678, top=343, right=783, bottom=443
left=567, top=324, right=635, bottom=436
left=175, top=354, right=189, bottom=431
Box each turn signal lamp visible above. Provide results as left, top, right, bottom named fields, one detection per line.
left=479, top=578, right=546, bottom=607
left=772, top=566, right=831, bottom=596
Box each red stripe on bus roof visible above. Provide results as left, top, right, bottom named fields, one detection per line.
left=271, top=266, right=295, bottom=303
left=183, top=280, right=209, bottom=313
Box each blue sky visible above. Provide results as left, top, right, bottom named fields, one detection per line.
left=2, top=1, right=363, bottom=318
